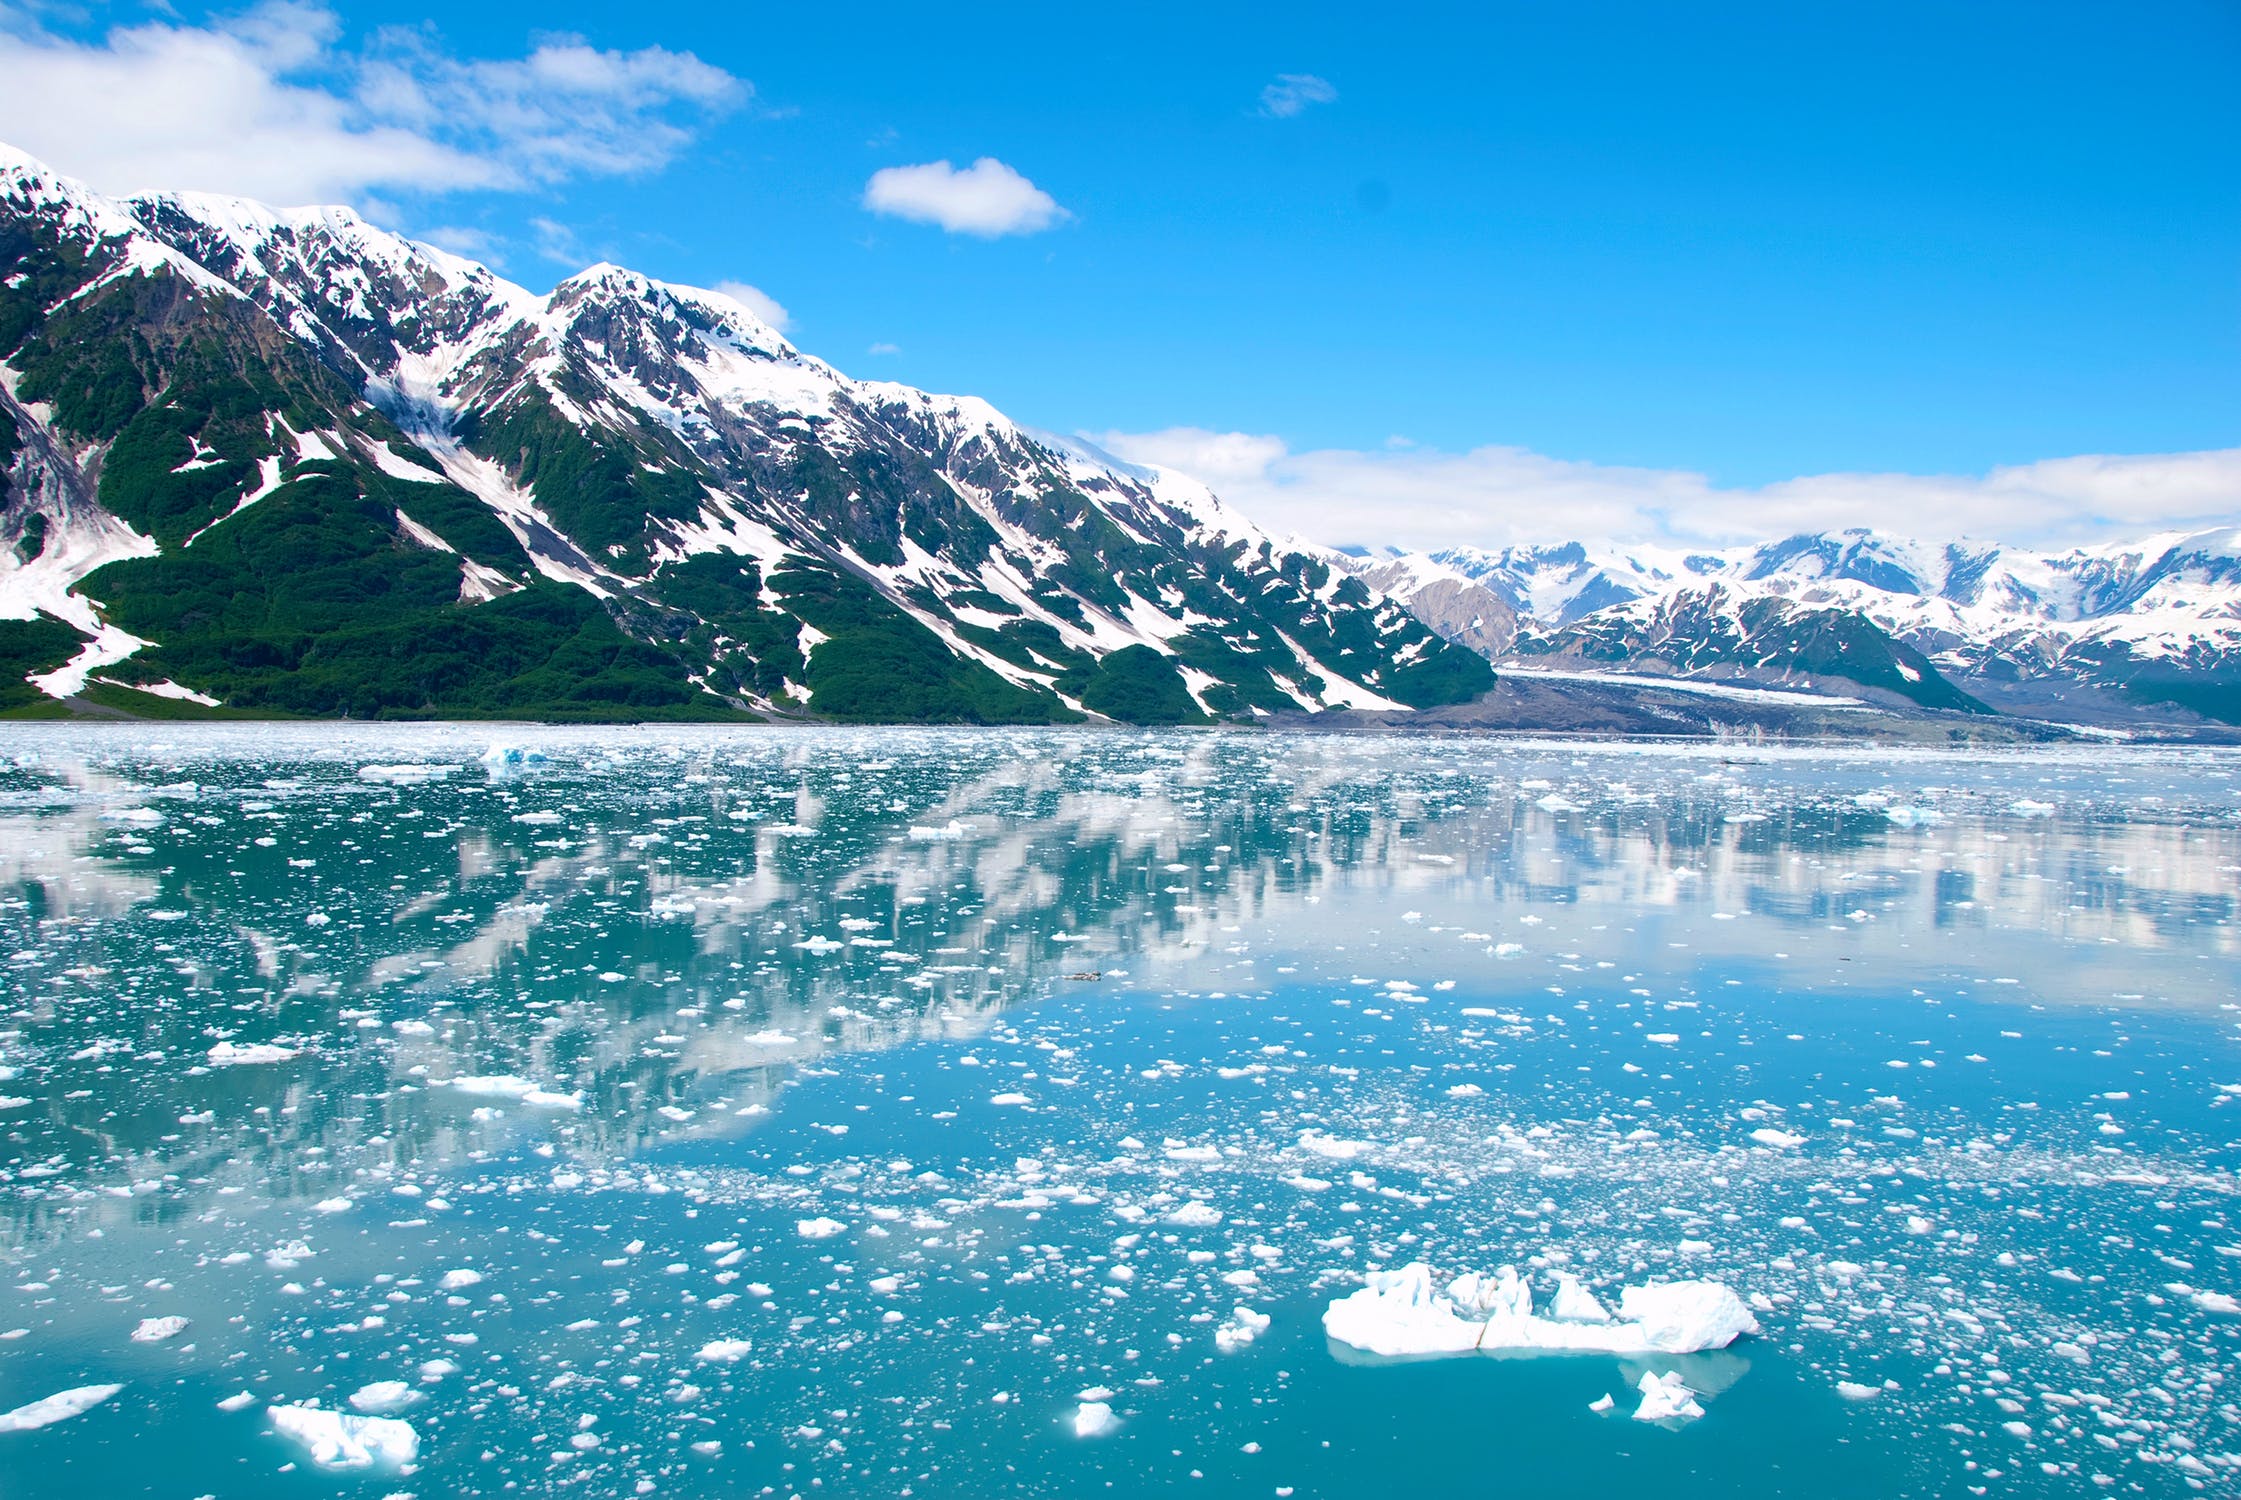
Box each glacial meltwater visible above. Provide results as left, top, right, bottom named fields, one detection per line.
left=1, top=726, right=2237, bottom=1498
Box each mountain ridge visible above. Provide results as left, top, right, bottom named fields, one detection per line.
left=1339, top=523, right=2241, bottom=725
left=0, top=143, right=1492, bottom=723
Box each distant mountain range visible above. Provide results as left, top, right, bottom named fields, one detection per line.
left=0, top=143, right=1489, bottom=723
left=1337, top=528, right=2241, bottom=726
left=3, top=143, right=2231, bottom=732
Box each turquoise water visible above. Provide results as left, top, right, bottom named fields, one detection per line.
left=1, top=726, right=2237, bottom=1497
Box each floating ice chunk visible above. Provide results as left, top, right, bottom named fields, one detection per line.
left=347, top=1382, right=418, bottom=1414
left=216, top=1391, right=257, bottom=1412
left=697, top=1340, right=754, bottom=1363
left=1216, top=1305, right=1271, bottom=1352
left=269, top=1404, right=418, bottom=1468
left=1835, top=1381, right=1880, bottom=1401
left=989, top=1092, right=1030, bottom=1106
left=1166, top=1201, right=1223, bottom=1227
left=1748, top=1128, right=1805, bottom=1149
left=130, top=1315, right=189, bottom=1343
left=439, top=1076, right=582, bottom=1109
left=1072, top=1400, right=1119, bottom=1438
left=438, top=1269, right=483, bottom=1291
left=206, top=1041, right=299, bottom=1066
left=480, top=745, right=546, bottom=772
left=1588, top=1393, right=1615, bottom=1413
left=1322, top=1262, right=1757, bottom=1358
left=0, top=1384, right=123, bottom=1432
left=908, top=820, right=966, bottom=841
left=356, top=764, right=454, bottom=784
left=797, top=1217, right=847, bottom=1239
left=1632, top=1370, right=1704, bottom=1424
left=2192, top=1290, right=2240, bottom=1315
left=1884, top=806, right=1944, bottom=827
left=1297, top=1133, right=1368, bottom=1160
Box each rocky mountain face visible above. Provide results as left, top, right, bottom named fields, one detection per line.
left=1345, top=527, right=2241, bottom=725
left=0, top=144, right=1491, bottom=723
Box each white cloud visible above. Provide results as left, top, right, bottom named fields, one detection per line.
left=1258, top=73, right=1337, bottom=119
left=418, top=223, right=502, bottom=261
left=866, top=342, right=902, bottom=356
left=712, top=280, right=790, bottom=332
left=527, top=215, right=583, bottom=266
left=1093, top=427, right=2241, bottom=551
left=862, top=157, right=1065, bottom=237
left=0, top=2, right=745, bottom=204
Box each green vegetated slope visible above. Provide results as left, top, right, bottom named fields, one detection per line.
left=1, top=154, right=1495, bottom=725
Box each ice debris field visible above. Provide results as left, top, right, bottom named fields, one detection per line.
left=0, top=725, right=2237, bottom=1497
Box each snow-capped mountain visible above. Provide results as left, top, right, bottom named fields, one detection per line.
left=0, top=143, right=1490, bottom=723
left=1350, top=528, right=2241, bottom=724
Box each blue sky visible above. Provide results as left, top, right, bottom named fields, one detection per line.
left=2, top=0, right=2236, bottom=546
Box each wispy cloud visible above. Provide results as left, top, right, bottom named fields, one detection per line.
left=0, top=1, right=746, bottom=204
left=712, top=279, right=790, bottom=332
left=1258, top=73, right=1337, bottom=119
left=527, top=215, right=583, bottom=265
left=1094, top=427, right=2241, bottom=551
left=866, top=342, right=902, bottom=356
left=862, top=157, right=1065, bottom=237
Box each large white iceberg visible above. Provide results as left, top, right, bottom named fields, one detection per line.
left=1322, top=1262, right=1758, bottom=1358
left=269, top=1403, right=419, bottom=1468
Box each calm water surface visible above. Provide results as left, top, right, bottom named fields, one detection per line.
left=1, top=726, right=2237, bottom=1498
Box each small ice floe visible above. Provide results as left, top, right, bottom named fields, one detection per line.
left=437, top=1076, right=582, bottom=1109
left=1296, top=1132, right=1368, bottom=1160
left=437, top=1269, right=483, bottom=1291
left=1747, top=1127, right=1806, bottom=1149
left=1588, top=1393, right=1615, bottom=1413
left=1215, top=1305, right=1270, bottom=1352
left=269, top=1404, right=418, bottom=1468
left=1884, top=805, right=1945, bottom=827
left=696, top=1340, right=753, bottom=1363
left=206, top=1041, right=299, bottom=1067
left=356, top=763, right=455, bottom=784
left=1322, top=1262, right=1758, bottom=1358
left=2191, top=1290, right=2240, bottom=1315
left=1632, top=1371, right=1704, bottom=1424
left=1835, top=1380, right=1881, bottom=1401
left=216, top=1391, right=257, bottom=1412
left=1166, top=1201, right=1222, bottom=1227
left=0, top=1384, right=123, bottom=1432
left=907, top=820, right=966, bottom=841
left=796, top=1217, right=847, bottom=1239
left=130, top=1316, right=189, bottom=1343
left=1072, top=1391, right=1120, bottom=1438
left=347, top=1381, right=418, bottom=1415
